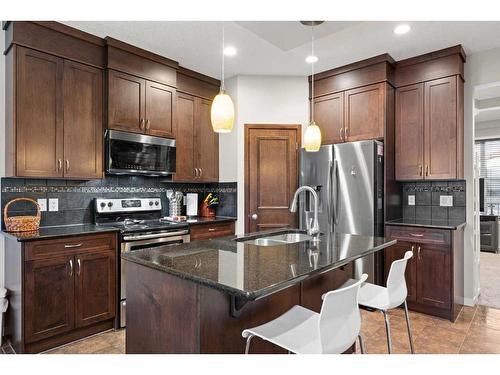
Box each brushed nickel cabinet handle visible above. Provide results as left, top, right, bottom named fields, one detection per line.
left=199, top=168, right=203, bottom=178
left=419, top=165, right=423, bottom=176
left=58, top=159, right=62, bottom=171
left=69, top=259, right=73, bottom=276
left=410, top=233, right=424, bottom=237
left=208, top=228, right=216, bottom=232
left=77, top=258, right=81, bottom=276
left=64, top=243, right=83, bottom=248
left=425, top=165, right=429, bottom=176
left=194, top=168, right=199, bottom=178
left=417, top=246, right=421, bottom=260
left=146, top=119, right=150, bottom=130
left=140, top=118, right=145, bottom=130
left=65, top=160, right=70, bottom=172
left=339, top=128, right=343, bottom=141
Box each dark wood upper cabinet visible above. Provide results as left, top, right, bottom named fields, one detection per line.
left=107, top=70, right=146, bottom=134
left=24, top=254, right=75, bottom=343
left=195, top=98, right=219, bottom=182
left=344, top=83, right=385, bottom=142
left=16, top=46, right=64, bottom=178
left=416, top=245, right=451, bottom=309
left=145, top=81, right=175, bottom=138
left=395, top=83, right=424, bottom=180
left=313, top=92, right=345, bottom=144
left=75, top=251, right=116, bottom=328
left=424, top=76, right=458, bottom=180
left=174, top=93, right=196, bottom=181
left=63, top=60, right=103, bottom=179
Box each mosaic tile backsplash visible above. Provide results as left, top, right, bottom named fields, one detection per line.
left=1, top=176, right=237, bottom=229
left=401, top=180, right=466, bottom=222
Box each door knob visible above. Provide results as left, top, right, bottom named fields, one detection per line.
left=251, top=214, right=258, bottom=220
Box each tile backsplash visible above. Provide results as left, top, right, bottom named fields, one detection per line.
left=1, top=176, right=237, bottom=229
left=401, top=180, right=466, bottom=222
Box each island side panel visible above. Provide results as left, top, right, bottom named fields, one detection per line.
left=125, top=261, right=200, bottom=354
left=199, top=284, right=300, bottom=354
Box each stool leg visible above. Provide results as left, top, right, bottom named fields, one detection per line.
left=403, top=301, right=415, bottom=354
left=245, top=335, right=255, bottom=354
left=358, top=334, right=366, bottom=354
left=382, top=311, right=393, bottom=354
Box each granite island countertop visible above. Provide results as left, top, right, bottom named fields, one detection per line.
left=386, top=218, right=466, bottom=230
left=122, top=229, right=396, bottom=300
left=1, top=224, right=120, bottom=242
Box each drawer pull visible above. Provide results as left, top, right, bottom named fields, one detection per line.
left=64, top=243, right=83, bottom=248
left=208, top=228, right=216, bottom=232
left=410, top=233, right=424, bottom=237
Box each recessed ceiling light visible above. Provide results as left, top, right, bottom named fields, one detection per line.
left=394, top=24, right=411, bottom=35
left=223, top=46, right=237, bottom=56
left=306, top=55, right=318, bottom=64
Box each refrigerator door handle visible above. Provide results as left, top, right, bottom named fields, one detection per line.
left=327, top=160, right=333, bottom=226
left=333, top=159, right=340, bottom=226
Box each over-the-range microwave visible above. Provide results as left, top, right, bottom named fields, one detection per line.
left=105, top=130, right=176, bottom=176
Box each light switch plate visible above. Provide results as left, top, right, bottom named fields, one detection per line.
left=37, top=198, right=47, bottom=212
left=48, top=198, right=59, bottom=212
left=440, top=195, right=453, bottom=207
left=408, top=195, right=415, bottom=206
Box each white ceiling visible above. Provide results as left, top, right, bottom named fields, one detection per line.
left=63, top=21, right=500, bottom=79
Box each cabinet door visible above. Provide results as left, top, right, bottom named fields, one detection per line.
left=16, top=46, right=64, bottom=178
left=416, top=245, right=451, bottom=309
left=383, top=241, right=417, bottom=303
left=63, top=60, right=103, bottom=179
left=145, top=80, right=175, bottom=138
left=424, top=76, right=457, bottom=179
left=75, top=251, right=116, bottom=328
left=395, top=84, right=424, bottom=180
left=24, top=255, right=75, bottom=343
left=195, top=98, right=219, bottom=182
left=344, top=83, right=385, bottom=142
left=313, top=92, right=344, bottom=144
left=107, top=70, right=146, bottom=134
left=174, top=93, right=196, bottom=181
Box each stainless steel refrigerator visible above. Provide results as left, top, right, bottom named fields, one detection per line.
left=299, top=140, right=384, bottom=283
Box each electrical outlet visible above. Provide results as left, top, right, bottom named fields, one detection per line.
left=440, top=195, right=453, bottom=207
left=48, top=198, right=59, bottom=212
left=408, top=195, right=415, bottom=206
left=37, top=198, right=47, bottom=212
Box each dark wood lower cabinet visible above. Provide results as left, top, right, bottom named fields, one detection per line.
left=4, top=232, right=117, bottom=353
left=385, top=225, right=463, bottom=321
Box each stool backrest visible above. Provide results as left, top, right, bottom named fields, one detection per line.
left=386, top=250, right=414, bottom=309
left=319, top=273, right=368, bottom=354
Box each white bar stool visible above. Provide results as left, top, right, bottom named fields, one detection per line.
left=330, top=251, right=414, bottom=354
left=241, top=274, right=368, bottom=354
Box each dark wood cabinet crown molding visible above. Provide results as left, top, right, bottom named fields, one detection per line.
left=177, top=66, right=220, bottom=99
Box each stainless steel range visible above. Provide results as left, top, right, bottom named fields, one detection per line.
left=94, top=197, right=190, bottom=327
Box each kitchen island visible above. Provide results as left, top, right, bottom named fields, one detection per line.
left=122, top=229, right=396, bottom=354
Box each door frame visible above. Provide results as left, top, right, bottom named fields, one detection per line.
left=244, top=124, right=302, bottom=233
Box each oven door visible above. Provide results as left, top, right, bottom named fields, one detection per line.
left=106, top=130, right=176, bottom=176
left=119, top=230, right=190, bottom=327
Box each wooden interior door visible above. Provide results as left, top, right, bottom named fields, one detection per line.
left=383, top=241, right=417, bottom=303
left=107, top=69, right=146, bottom=134
left=75, top=251, right=116, bottom=328
left=313, top=92, right=344, bottom=144
left=174, top=92, right=196, bottom=181
left=145, top=80, right=175, bottom=138
left=63, top=60, right=103, bottom=179
left=195, top=98, right=219, bottom=182
left=16, top=46, right=64, bottom=178
left=395, top=83, right=424, bottom=180
left=245, top=125, right=300, bottom=232
left=24, top=255, right=75, bottom=343
left=416, top=245, right=451, bottom=309
left=344, top=83, right=385, bottom=142
left=424, top=76, right=457, bottom=179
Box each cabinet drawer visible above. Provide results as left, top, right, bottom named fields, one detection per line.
left=386, top=226, right=450, bottom=246
left=25, top=233, right=117, bottom=261
left=190, top=222, right=235, bottom=241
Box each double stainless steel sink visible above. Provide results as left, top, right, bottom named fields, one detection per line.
left=238, top=232, right=316, bottom=246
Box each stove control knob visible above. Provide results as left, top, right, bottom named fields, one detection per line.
left=149, top=201, right=154, bottom=206
left=107, top=202, right=113, bottom=208
left=100, top=202, right=106, bottom=208
left=155, top=201, right=159, bottom=206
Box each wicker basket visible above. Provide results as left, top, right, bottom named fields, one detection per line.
left=3, top=198, right=41, bottom=232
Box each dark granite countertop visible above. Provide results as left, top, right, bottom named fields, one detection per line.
left=386, top=218, right=466, bottom=230
left=185, top=216, right=236, bottom=225
left=122, top=228, right=396, bottom=300
left=1, top=224, right=120, bottom=242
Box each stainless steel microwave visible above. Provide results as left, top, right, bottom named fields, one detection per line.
left=105, top=130, right=176, bottom=176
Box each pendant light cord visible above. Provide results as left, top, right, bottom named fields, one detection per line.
left=221, top=22, right=225, bottom=92
left=310, top=25, right=315, bottom=124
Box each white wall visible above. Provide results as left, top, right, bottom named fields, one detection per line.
left=0, top=31, right=5, bottom=289
left=220, top=75, right=309, bottom=233
left=464, top=47, right=500, bottom=305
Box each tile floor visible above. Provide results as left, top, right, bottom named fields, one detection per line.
left=2, top=304, right=500, bottom=354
